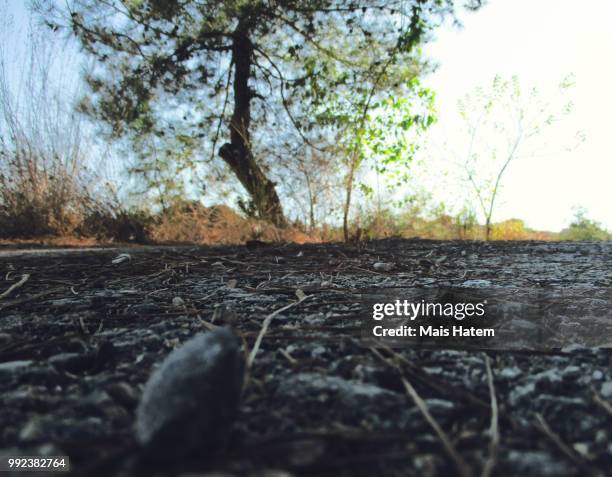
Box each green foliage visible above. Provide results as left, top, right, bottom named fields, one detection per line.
left=59, top=0, right=463, bottom=142
left=456, top=73, right=578, bottom=239
left=42, top=0, right=473, bottom=222
left=128, top=131, right=201, bottom=209
left=454, top=206, right=479, bottom=239
left=360, top=92, right=436, bottom=191
left=559, top=207, right=610, bottom=241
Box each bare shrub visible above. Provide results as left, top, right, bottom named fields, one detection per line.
left=0, top=5, right=102, bottom=238
left=150, top=201, right=315, bottom=245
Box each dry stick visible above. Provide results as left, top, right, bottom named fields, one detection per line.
left=402, top=377, right=473, bottom=477
left=247, top=292, right=310, bottom=368
left=481, top=355, right=499, bottom=477
left=592, top=391, right=612, bottom=418
left=380, top=344, right=488, bottom=409
left=370, top=348, right=472, bottom=477
left=0, top=273, right=30, bottom=300
left=278, top=348, right=297, bottom=365
left=197, top=317, right=220, bottom=332
left=534, top=413, right=603, bottom=477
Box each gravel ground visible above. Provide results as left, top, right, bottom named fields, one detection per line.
left=0, top=239, right=610, bottom=476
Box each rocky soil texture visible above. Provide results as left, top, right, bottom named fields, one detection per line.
left=0, top=239, right=611, bottom=476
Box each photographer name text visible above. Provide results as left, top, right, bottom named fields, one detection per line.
left=370, top=299, right=495, bottom=338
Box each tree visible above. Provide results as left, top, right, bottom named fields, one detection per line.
left=455, top=74, right=580, bottom=240
left=126, top=131, right=194, bottom=209
left=313, top=75, right=437, bottom=241
left=37, top=0, right=480, bottom=226
left=559, top=206, right=609, bottom=241
left=285, top=147, right=339, bottom=230
left=454, top=205, right=478, bottom=239
left=359, top=93, right=436, bottom=203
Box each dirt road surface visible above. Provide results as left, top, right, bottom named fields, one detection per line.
left=0, top=239, right=610, bottom=476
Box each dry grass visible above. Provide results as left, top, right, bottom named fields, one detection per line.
left=150, top=202, right=318, bottom=246
left=0, top=237, right=100, bottom=249
left=1, top=198, right=576, bottom=247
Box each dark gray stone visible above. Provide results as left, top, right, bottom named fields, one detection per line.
left=135, top=328, right=244, bottom=460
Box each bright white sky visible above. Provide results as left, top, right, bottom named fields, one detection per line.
left=420, top=0, right=612, bottom=231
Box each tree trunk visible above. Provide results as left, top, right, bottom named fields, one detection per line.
left=342, top=148, right=358, bottom=242
left=303, top=168, right=316, bottom=231
left=218, top=20, right=286, bottom=227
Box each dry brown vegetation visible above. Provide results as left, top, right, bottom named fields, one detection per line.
left=1, top=8, right=607, bottom=247
left=148, top=202, right=317, bottom=245
left=0, top=196, right=562, bottom=247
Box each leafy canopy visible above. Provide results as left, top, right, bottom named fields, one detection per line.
left=43, top=0, right=477, bottom=150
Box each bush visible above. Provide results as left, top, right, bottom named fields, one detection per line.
left=0, top=151, right=93, bottom=238
left=78, top=206, right=154, bottom=243
left=0, top=9, right=107, bottom=239
left=559, top=208, right=609, bottom=241
left=149, top=201, right=314, bottom=245
left=490, top=219, right=530, bottom=241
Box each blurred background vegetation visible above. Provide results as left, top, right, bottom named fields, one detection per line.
left=0, top=1, right=609, bottom=245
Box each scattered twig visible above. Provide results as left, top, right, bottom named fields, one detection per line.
left=481, top=354, right=499, bottom=477
left=379, top=345, right=488, bottom=409
left=352, top=266, right=385, bottom=275
left=279, top=347, right=297, bottom=365
left=591, top=390, right=612, bottom=418
left=78, top=316, right=90, bottom=335
left=0, top=273, right=30, bottom=300
left=197, top=314, right=221, bottom=331
left=402, top=376, right=473, bottom=477
left=370, top=347, right=472, bottom=477
left=534, top=413, right=603, bottom=477
left=248, top=290, right=310, bottom=368
left=111, top=253, right=132, bottom=264
left=146, top=287, right=169, bottom=297
left=196, top=288, right=219, bottom=303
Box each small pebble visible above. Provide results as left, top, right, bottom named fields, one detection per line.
left=499, top=367, right=522, bottom=380
left=600, top=381, right=612, bottom=399
left=373, top=262, right=395, bottom=272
